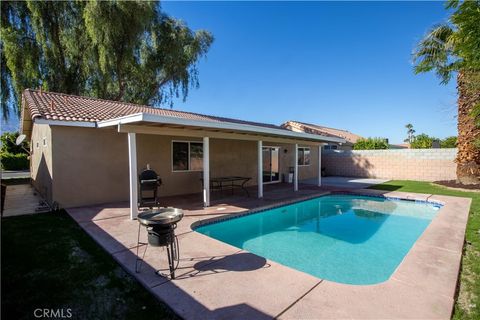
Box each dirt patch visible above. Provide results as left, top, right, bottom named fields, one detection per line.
left=434, top=180, right=480, bottom=192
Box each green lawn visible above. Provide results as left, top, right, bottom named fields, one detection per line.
left=369, top=180, right=479, bottom=320
left=1, top=211, right=179, bottom=320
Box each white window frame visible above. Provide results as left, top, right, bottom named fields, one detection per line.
left=298, top=147, right=311, bottom=167
left=171, top=140, right=204, bottom=172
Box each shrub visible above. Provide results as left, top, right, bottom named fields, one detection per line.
left=410, top=133, right=439, bottom=149
left=1, top=152, right=29, bottom=170
left=440, top=136, right=457, bottom=148
left=1, top=132, right=29, bottom=155
left=353, top=137, right=389, bottom=150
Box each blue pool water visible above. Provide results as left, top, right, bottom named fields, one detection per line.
left=195, top=195, right=441, bottom=285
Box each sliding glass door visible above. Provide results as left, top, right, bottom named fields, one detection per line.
left=262, top=146, right=280, bottom=183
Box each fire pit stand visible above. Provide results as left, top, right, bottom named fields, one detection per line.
left=135, top=208, right=184, bottom=279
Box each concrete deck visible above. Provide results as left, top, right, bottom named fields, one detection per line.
left=302, top=176, right=389, bottom=189
left=2, top=183, right=50, bottom=217
left=67, top=183, right=471, bottom=319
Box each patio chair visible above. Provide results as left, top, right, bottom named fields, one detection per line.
left=138, top=169, right=162, bottom=208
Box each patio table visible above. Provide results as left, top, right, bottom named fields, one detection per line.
left=201, top=176, right=251, bottom=197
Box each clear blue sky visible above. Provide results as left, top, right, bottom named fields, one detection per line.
left=3, top=1, right=458, bottom=144
left=161, top=0, right=457, bottom=144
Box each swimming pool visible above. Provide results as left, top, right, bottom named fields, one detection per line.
left=195, top=194, right=442, bottom=285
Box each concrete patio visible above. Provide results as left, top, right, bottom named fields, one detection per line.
left=2, top=182, right=50, bottom=217
left=302, top=176, right=389, bottom=189
left=67, top=183, right=471, bottom=319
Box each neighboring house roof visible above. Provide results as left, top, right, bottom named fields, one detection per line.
left=21, top=89, right=346, bottom=144
left=389, top=143, right=410, bottom=149
left=281, top=120, right=364, bottom=145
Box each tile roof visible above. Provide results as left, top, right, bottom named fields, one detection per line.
left=281, top=120, right=364, bottom=144
left=22, top=89, right=286, bottom=130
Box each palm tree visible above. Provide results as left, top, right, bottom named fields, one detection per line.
left=413, top=1, right=480, bottom=185
left=404, top=123, right=415, bottom=143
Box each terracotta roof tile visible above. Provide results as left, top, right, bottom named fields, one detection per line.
left=23, top=89, right=286, bottom=131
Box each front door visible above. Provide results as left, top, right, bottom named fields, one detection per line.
left=262, top=146, right=280, bottom=183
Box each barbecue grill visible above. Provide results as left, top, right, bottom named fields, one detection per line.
left=138, top=169, right=162, bottom=208
left=135, top=208, right=184, bottom=279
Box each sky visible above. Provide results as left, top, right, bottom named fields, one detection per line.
left=161, top=0, right=457, bottom=144
left=3, top=1, right=458, bottom=144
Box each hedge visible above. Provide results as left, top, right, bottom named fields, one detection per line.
left=1, top=153, right=29, bottom=170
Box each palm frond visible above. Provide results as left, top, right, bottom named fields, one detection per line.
left=413, top=24, right=460, bottom=84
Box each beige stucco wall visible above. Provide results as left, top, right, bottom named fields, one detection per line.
left=278, top=144, right=320, bottom=181
left=136, top=137, right=319, bottom=195
left=31, top=124, right=323, bottom=208
left=323, top=149, right=457, bottom=181
left=51, top=126, right=129, bottom=208
left=30, top=123, right=53, bottom=204
left=136, top=134, right=204, bottom=196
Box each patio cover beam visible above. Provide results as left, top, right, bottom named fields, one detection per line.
left=294, top=143, right=298, bottom=192
left=203, top=137, right=210, bottom=207
left=258, top=140, right=263, bottom=198
left=128, top=132, right=138, bottom=219
left=100, top=112, right=346, bottom=144
left=116, top=124, right=338, bottom=146
left=318, top=145, right=322, bottom=187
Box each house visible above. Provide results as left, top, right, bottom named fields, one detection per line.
left=281, top=120, right=363, bottom=150
left=21, top=89, right=345, bottom=219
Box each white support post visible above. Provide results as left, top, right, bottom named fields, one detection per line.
left=203, top=137, right=210, bottom=207
left=258, top=140, right=263, bottom=198
left=294, top=143, right=299, bottom=192
left=128, top=132, right=138, bottom=220
left=318, top=145, right=322, bottom=187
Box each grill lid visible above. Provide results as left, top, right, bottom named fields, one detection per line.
left=137, top=208, right=184, bottom=226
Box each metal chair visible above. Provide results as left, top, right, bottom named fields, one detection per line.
left=138, top=169, right=162, bottom=208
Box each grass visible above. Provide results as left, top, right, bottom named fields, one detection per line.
left=1, top=211, right=179, bottom=320
left=369, top=180, right=479, bottom=320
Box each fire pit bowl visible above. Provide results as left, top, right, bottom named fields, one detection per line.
left=138, top=208, right=184, bottom=247
left=137, top=207, right=184, bottom=226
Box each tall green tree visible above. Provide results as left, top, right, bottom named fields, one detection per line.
left=413, top=0, right=480, bottom=184
left=0, top=0, right=213, bottom=119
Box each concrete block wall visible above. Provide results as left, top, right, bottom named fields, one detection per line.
left=322, top=148, right=457, bottom=181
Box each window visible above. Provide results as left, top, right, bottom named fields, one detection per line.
left=43, top=137, right=47, bottom=147
left=323, top=144, right=338, bottom=150
left=172, top=141, right=203, bottom=171
left=298, top=147, right=311, bottom=166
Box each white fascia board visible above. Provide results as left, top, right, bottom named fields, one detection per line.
left=98, top=112, right=346, bottom=144
left=96, top=113, right=144, bottom=128
left=34, top=118, right=96, bottom=128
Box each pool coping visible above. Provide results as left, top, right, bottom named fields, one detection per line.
left=190, top=189, right=472, bottom=319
